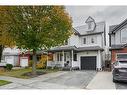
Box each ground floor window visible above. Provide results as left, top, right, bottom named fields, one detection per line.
left=57, top=52, right=62, bottom=61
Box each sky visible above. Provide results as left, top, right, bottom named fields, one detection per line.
left=65, top=6, right=127, bottom=46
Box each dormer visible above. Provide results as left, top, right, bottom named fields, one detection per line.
left=85, top=16, right=96, bottom=32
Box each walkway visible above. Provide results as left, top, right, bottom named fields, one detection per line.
left=86, top=72, right=116, bottom=89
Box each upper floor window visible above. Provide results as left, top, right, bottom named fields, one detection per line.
left=91, top=38, right=94, bottom=43
left=83, top=38, right=86, bottom=44
left=121, top=28, right=127, bottom=43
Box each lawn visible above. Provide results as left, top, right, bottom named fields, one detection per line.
left=0, top=68, right=59, bottom=79
left=0, top=80, right=11, bottom=86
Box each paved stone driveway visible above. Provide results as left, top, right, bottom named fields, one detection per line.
left=0, top=71, right=96, bottom=89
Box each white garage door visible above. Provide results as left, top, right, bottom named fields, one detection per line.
left=20, top=57, right=28, bottom=67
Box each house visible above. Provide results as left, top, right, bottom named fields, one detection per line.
left=47, top=16, right=106, bottom=70
left=109, top=18, right=127, bottom=63
left=2, top=48, right=46, bottom=67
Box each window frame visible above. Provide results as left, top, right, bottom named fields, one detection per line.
left=83, top=37, right=86, bottom=44
left=91, top=37, right=94, bottom=43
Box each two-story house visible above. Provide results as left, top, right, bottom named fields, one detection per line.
left=47, top=16, right=106, bottom=70
left=109, top=19, right=127, bottom=63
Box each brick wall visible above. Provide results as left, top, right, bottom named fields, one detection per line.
left=111, top=48, right=127, bottom=63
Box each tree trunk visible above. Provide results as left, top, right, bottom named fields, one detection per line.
left=32, top=49, right=37, bottom=75
left=0, top=45, right=4, bottom=63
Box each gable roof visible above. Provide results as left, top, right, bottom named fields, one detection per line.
left=73, top=21, right=105, bottom=36
left=109, top=18, right=127, bottom=34
left=85, top=16, right=95, bottom=23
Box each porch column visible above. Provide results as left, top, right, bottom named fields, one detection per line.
left=71, top=50, right=73, bottom=67
left=62, top=51, right=64, bottom=67
left=98, top=50, right=101, bottom=71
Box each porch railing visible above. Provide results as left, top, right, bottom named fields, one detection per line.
left=47, top=61, right=64, bottom=67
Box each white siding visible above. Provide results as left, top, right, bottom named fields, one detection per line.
left=115, top=30, right=121, bottom=45
left=68, top=34, right=79, bottom=47
left=111, top=34, right=115, bottom=45
left=78, top=34, right=103, bottom=47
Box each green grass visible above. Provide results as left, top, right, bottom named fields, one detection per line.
left=0, top=80, right=11, bottom=86
left=0, top=68, right=59, bottom=79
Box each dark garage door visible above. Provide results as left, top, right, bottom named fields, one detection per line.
left=81, top=56, right=96, bottom=70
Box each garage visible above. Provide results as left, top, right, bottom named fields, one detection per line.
left=81, top=56, right=96, bottom=70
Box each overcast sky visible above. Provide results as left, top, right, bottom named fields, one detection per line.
left=65, top=6, right=127, bottom=46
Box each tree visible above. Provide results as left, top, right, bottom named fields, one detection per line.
left=9, top=6, right=72, bottom=75
left=0, top=7, right=15, bottom=62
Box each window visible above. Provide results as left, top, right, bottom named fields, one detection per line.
left=91, top=38, right=94, bottom=43
left=121, top=28, right=127, bottom=43
left=83, top=38, right=86, bottom=44
left=60, top=53, right=62, bottom=61
left=57, top=53, right=62, bottom=61
left=73, top=53, right=77, bottom=61
left=57, top=53, right=59, bottom=61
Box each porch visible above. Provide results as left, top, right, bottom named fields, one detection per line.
left=47, top=48, right=79, bottom=69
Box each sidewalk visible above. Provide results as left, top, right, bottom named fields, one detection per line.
left=86, top=71, right=116, bottom=89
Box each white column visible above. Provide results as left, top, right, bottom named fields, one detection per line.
left=98, top=50, right=101, bottom=70
left=71, top=50, right=73, bottom=67
left=62, top=51, right=64, bottom=67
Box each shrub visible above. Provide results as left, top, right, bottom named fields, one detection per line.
left=6, top=64, right=13, bottom=71
left=36, top=61, right=47, bottom=69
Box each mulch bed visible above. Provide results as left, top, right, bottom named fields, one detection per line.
left=22, top=71, right=47, bottom=78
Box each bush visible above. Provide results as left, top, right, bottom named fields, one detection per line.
left=6, top=64, right=13, bottom=71
left=36, top=61, right=47, bottom=69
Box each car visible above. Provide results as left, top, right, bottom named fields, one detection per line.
left=112, top=60, right=127, bottom=82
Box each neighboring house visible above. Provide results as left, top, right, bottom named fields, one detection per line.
left=1, top=48, right=45, bottom=67
left=47, top=16, right=106, bottom=70
left=109, top=19, right=127, bottom=63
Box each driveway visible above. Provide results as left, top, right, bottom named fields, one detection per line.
left=0, top=71, right=96, bottom=89
left=42, top=71, right=96, bottom=88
